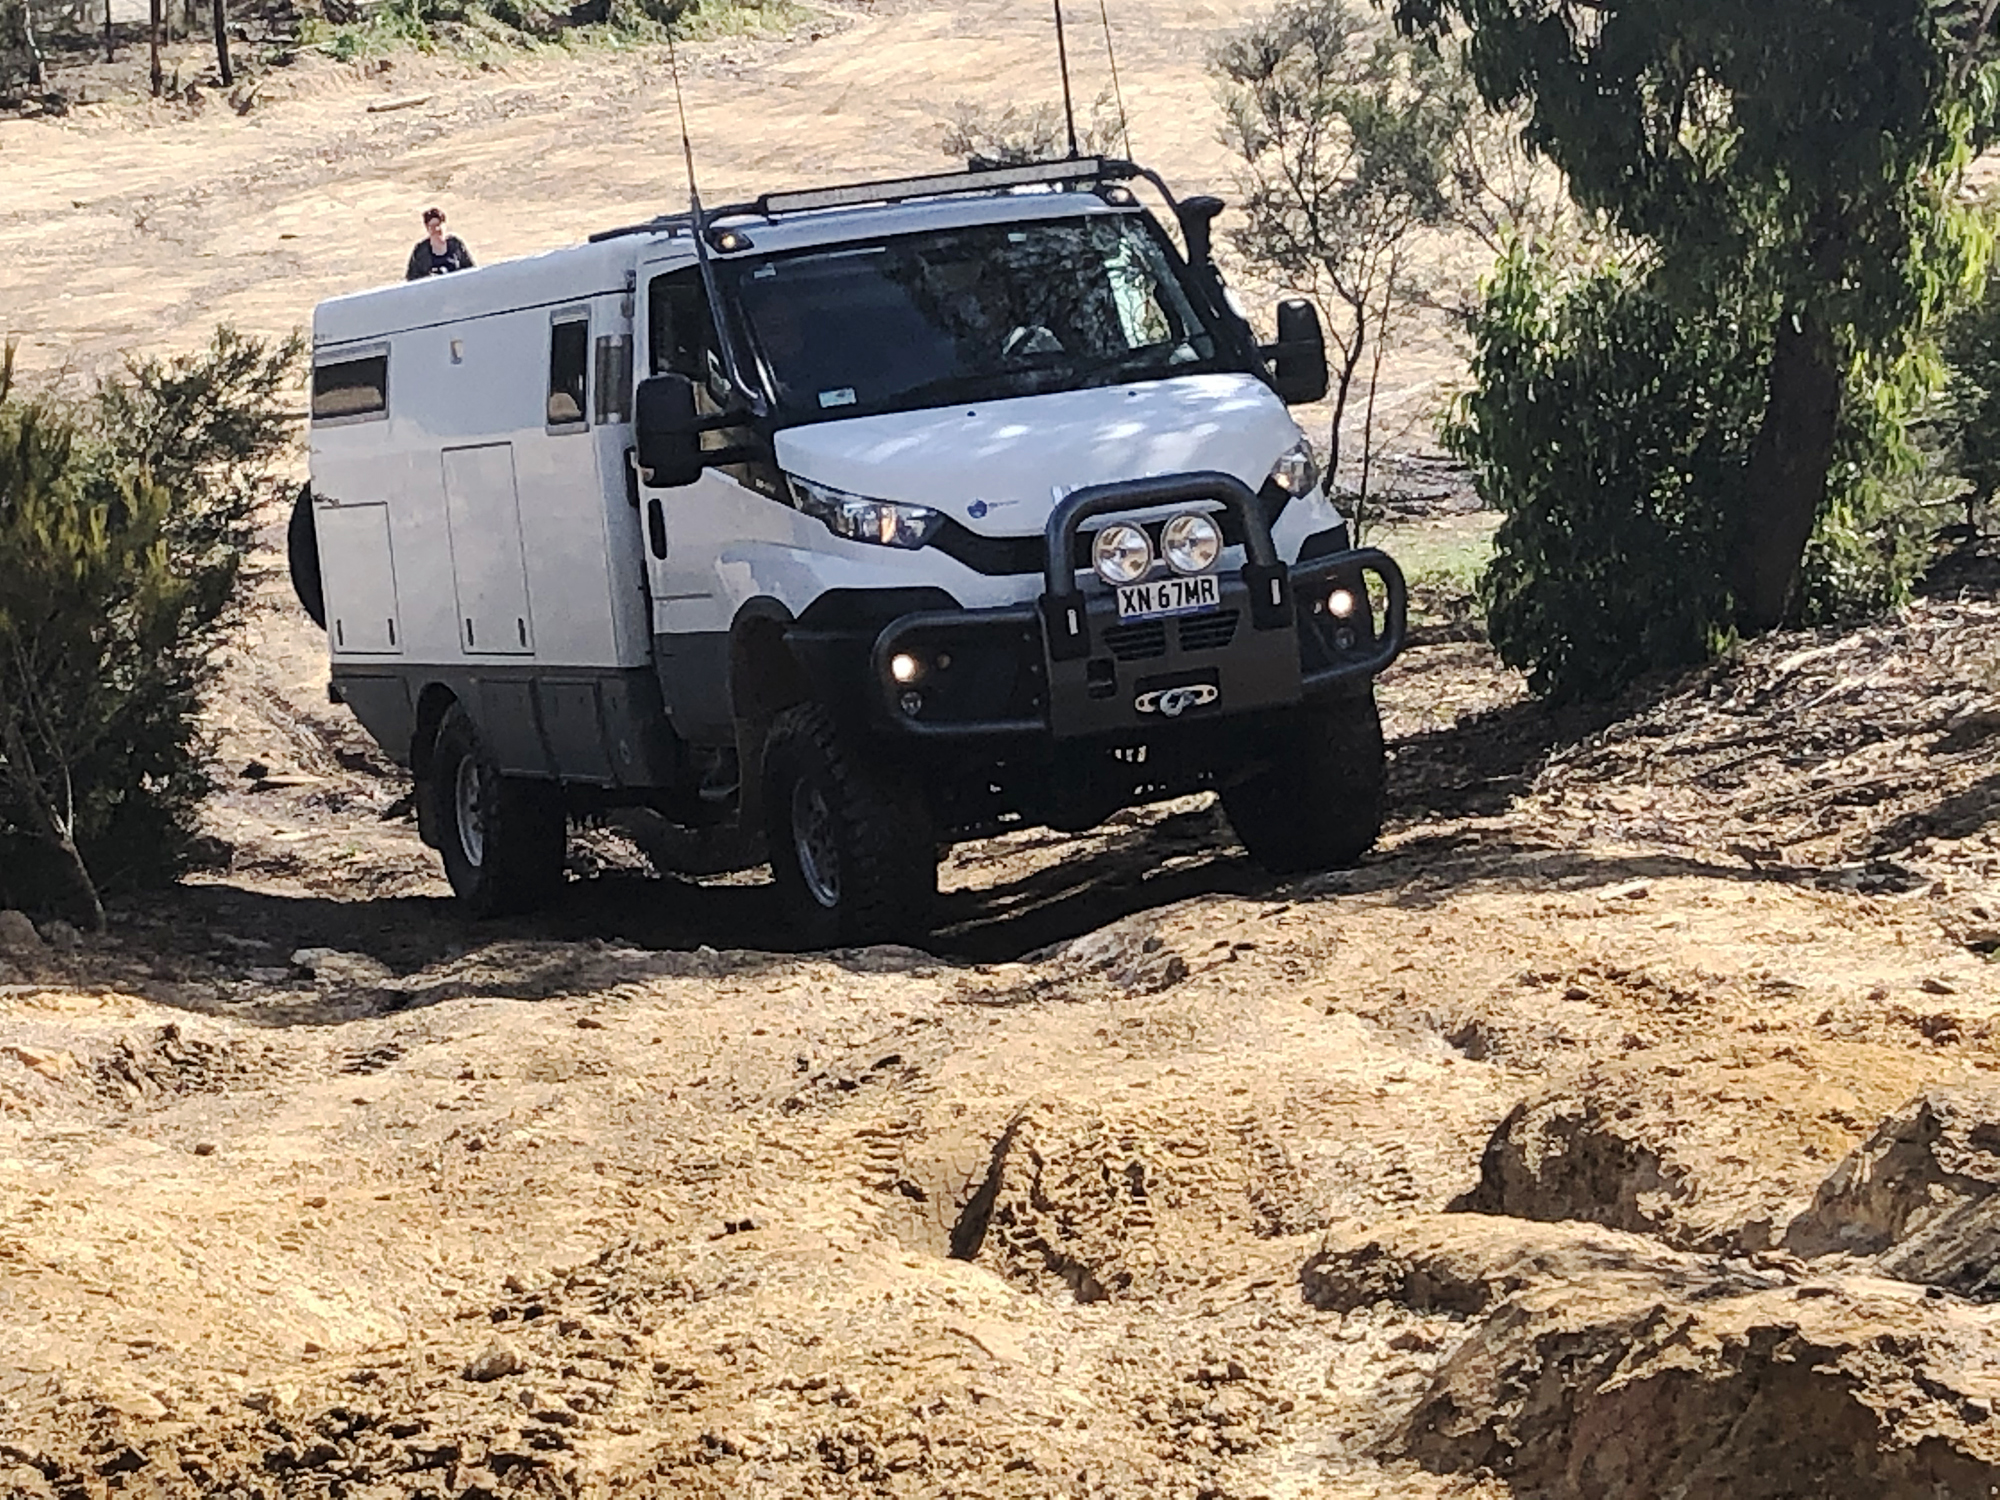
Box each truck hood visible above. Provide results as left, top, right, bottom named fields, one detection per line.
left=769, top=374, right=1301, bottom=531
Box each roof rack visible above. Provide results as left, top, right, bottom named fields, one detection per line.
left=756, top=156, right=1132, bottom=218
left=588, top=157, right=1143, bottom=245
left=587, top=201, right=758, bottom=244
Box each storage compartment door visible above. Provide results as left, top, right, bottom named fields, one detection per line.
left=317, top=503, right=403, bottom=656
left=441, top=442, right=536, bottom=656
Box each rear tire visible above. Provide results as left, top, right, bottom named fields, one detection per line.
left=1223, top=692, right=1386, bottom=874
left=427, top=704, right=567, bottom=917
left=764, top=703, right=936, bottom=947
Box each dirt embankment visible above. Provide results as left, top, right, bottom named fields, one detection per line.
left=1, top=563, right=1999, bottom=1498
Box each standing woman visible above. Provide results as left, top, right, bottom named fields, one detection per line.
left=406, top=207, right=475, bottom=280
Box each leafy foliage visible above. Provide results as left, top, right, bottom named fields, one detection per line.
left=0, top=328, right=301, bottom=923
left=1393, top=0, right=2000, bottom=629
left=1455, top=249, right=1754, bottom=701
left=940, top=88, right=1126, bottom=168
left=1939, top=243, right=2000, bottom=534
left=1457, top=246, right=1933, bottom=702
left=1214, top=0, right=1470, bottom=496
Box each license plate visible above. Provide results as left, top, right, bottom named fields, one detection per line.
left=1116, top=575, right=1220, bottom=620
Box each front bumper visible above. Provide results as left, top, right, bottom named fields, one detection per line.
left=863, top=471, right=1406, bottom=740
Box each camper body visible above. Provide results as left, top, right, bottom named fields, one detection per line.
left=300, top=158, right=1406, bottom=941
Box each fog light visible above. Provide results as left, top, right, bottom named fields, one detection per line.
left=1162, top=512, right=1223, bottom=575
left=1328, top=587, right=1357, bottom=620
left=1092, top=523, right=1154, bottom=586
left=899, top=690, right=924, bottom=717
left=890, top=652, right=923, bottom=684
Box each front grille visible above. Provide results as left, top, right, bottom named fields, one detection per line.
left=1103, top=621, right=1169, bottom=661
left=1178, top=610, right=1240, bottom=653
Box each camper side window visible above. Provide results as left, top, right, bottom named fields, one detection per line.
left=312, top=353, right=388, bottom=424
left=547, top=316, right=590, bottom=430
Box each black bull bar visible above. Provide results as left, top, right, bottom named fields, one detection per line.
left=868, top=471, right=1407, bottom=739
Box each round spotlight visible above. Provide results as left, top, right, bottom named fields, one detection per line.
left=1092, top=523, right=1154, bottom=586
left=890, top=652, right=923, bottom=685
left=1161, top=513, right=1223, bottom=575
left=1328, top=587, right=1357, bottom=620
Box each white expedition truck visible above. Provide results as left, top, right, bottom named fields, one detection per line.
left=292, top=156, right=1406, bottom=944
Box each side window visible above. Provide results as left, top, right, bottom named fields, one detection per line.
left=648, top=269, right=728, bottom=405
left=547, top=315, right=589, bottom=430
left=312, top=352, right=389, bottom=424
left=594, top=334, right=632, bottom=425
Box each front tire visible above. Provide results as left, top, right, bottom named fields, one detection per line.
left=427, top=705, right=567, bottom=917
left=764, top=703, right=936, bottom=947
left=1223, top=692, right=1386, bottom=874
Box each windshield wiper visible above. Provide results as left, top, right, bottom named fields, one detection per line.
left=1070, top=345, right=1194, bottom=389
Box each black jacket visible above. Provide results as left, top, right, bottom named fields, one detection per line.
left=406, top=236, right=474, bottom=280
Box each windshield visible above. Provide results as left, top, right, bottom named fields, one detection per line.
left=725, top=213, right=1236, bottom=423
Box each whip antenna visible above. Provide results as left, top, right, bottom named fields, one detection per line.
left=665, top=29, right=766, bottom=416
left=667, top=28, right=702, bottom=213
left=1052, top=0, right=1081, bottom=158
left=1098, top=0, right=1132, bottom=157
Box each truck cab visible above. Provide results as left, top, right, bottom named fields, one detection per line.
left=297, top=157, right=1405, bottom=943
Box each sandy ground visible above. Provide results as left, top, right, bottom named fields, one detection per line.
left=5, top=10, right=2000, bottom=1498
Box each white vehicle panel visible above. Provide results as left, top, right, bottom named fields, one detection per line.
left=771, top=374, right=1296, bottom=528
left=318, top=503, right=402, bottom=656
left=442, top=443, right=535, bottom=655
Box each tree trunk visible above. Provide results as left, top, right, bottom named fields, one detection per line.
left=210, top=0, right=229, bottom=84
left=149, top=0, right=162, bottom=95
left=22, top=0, right=44, bottom=86
left=1733, top=308, right=1844, bottom=632
left=0, top=717, right=106, bottom=934
left=104, top=0, right=114, bottom=63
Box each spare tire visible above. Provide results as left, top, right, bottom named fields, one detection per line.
left=288, top=483, right=327, bottom=629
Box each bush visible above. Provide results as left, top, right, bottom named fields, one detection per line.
left=1454, top=246, right=1931, bottom=703
left=0, top=329, right=302, bottom=924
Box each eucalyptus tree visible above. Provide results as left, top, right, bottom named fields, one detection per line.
left=1391, top=0, right=2000, bottom=628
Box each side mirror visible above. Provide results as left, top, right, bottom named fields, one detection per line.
left=634, top=374, right=704, bottom=489
left=1267, top=298, right=1329, bottom=406
left=1176, top=196, right=1226, bottom=267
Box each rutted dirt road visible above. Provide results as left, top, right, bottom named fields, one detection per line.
left=6, top=6, right=2000, bottom=1496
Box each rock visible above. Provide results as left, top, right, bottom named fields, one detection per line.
left=1, top=1045, right=76, bottom=1080
left=1784, top=1089, right=2000, bottom=1261
left=1062, top=924, right=1189, bottom=994
left=1310, top=1215, right=2000, bottom=1498
left=0, top=910, right=45, bottom=955
left=240, top=760, right=270, bottom=781
left=289, top=948, right=393, bottom=986
left=1457, top=1047, right=1942, bottom=1254
left=37, top=919, right=82, bottom=952
left=463, top=1339, right=521, bottom=1382
left=1785, top=1089, right=2000, bottom=1301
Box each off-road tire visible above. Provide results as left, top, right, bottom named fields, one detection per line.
left=764, top=702, right=936, bottom=947
left=1223, top=692, right=1386, bottom=875
left=427, top=704, right=567, bottom=918
left=288, top=483, right=327, bottom=630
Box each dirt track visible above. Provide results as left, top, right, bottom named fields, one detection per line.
left=6, top=7, right=2000, bottom=1496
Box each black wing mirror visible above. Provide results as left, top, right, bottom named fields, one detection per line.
left=634, top=374, right=704, bottom=489
left=1266, top=298, right=1329, bottom=407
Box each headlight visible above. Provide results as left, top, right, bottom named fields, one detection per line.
left=1092, top=523, right=1154, bottom=585
left=788, top=475, right=944, bottom=550
left=1269, top=436, right=1319, bottom=496
left=1161, top=512, right=1222, bottom=575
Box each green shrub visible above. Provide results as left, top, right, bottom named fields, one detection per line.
left=0, top=329, right=302, bottom=924
left=1453, top=245, right=1932, bottom=703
